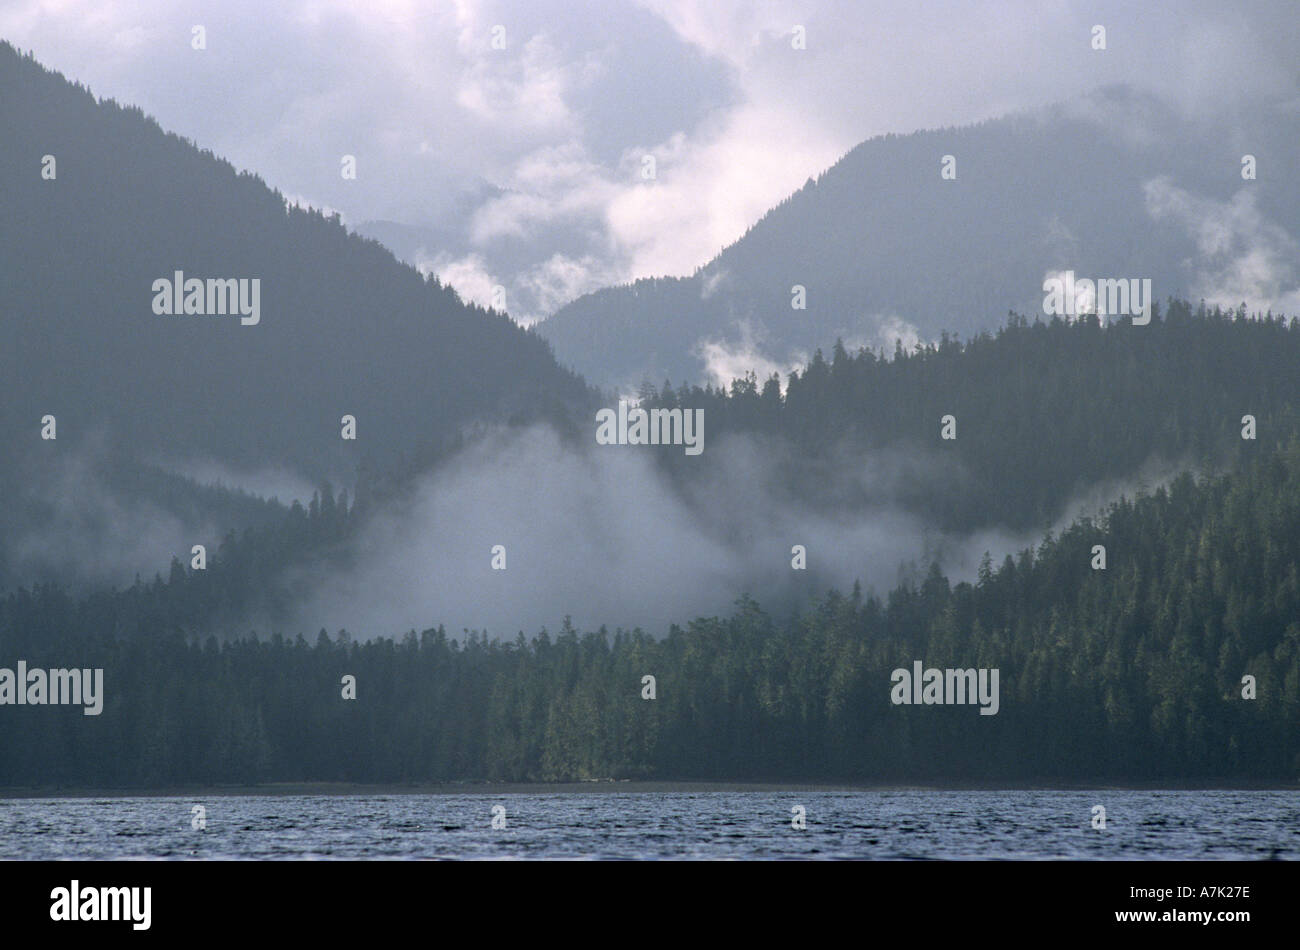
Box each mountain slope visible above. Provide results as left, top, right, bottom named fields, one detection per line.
left=0, top=41, right=593, bottom=484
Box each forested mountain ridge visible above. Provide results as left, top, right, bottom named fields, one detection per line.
left=643, top=300, right=1300, bottom=534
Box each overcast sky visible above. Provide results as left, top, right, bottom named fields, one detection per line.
left=3, top=0, right=1297, bottom=322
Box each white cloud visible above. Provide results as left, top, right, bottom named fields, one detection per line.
left=696, top=321, right=806, bottom=390
left=456, top=31, right=575, bottom=133
left=518, top=253, right=621, bottom=322
left=866, top=315, right=925, bottom=355
left=700, top=268, right=729, bottom=299
left=418, top=251, right=500, bottom=310
left=468, top=142, right=615, bottom=245
left=1144, top=177, right=1300, bottom=315
left=605, top=106, right=841, bottom=277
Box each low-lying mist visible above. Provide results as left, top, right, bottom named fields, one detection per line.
left=0, top=421, right=1195, bottom=641
left=0, top=437, right=289, bottom=594
left=286, top=424, right=1191, bottom=640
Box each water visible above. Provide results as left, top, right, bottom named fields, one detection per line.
left=0, top=790, right=1295, bottom=860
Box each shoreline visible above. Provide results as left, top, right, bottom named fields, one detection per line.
left=1, top=779, right=1296, bottom=799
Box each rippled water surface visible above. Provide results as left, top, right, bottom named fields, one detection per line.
left=0, top=790, right=1296, bottom=859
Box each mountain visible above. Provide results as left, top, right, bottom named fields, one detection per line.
left=537, top=86, right=1300, bottom=390
left=0, top=42, right=594, bottom=588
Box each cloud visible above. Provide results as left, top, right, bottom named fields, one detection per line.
left=604, top=106, right=842, bottom=277
left=700, top=268, right=729, bottom=299
left=416, top=250, right=501, bottom=310
left=695, top=312, right=927, bottom=394
left=4, top=445, right=234, bottom=590
left=455, top=30, right=575, bottom=133
left=286, top=420, right=1190, bottom=640
left=696, top=321, right=806, bottom=390
left=1143, top=176, right=1300, bottom=314
left=467, top=142, right=615, bottom=245
left=864, top=315, right=925, bottom=355
left=518, top=253, right=622, bottom=322
left=284, top=424, right=988, bottom=637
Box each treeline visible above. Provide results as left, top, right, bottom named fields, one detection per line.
left=3, top=436, right=1297, bottom=785
left=644, top=301, right=1300, bottom=532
